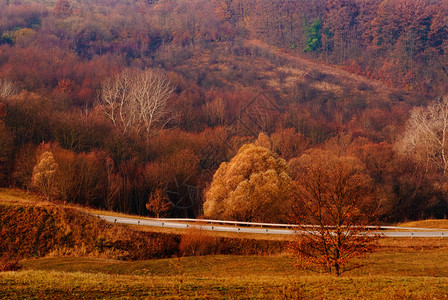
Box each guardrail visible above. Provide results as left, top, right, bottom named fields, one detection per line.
left=155, top=218, right=301, bottom=228
left=98, top=215, right=448, bottom=237
left=152, top=218, right=441, bottom=231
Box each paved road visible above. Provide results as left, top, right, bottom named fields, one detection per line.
left=97, top=215, right=448, bottom=238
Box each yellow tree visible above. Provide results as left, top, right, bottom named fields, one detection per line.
left=203, top=135, right=293, bottom=223
left=289, top=149, right=378, bottom=276
left=31, top=151, right=59, bottom=201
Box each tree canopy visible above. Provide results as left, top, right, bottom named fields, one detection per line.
left=204, top=137, right=293, bottom=223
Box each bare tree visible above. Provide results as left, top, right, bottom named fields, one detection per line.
left=0, top=79, right=18, bottom=98
left=31, top=151, right=59, bottom=201
left=289, top=149, right=379, bottom=276
left=397, top=96, right=448, bottom=175
left=203, top=97, right=227, bottom=126
left=98, top=68, right=174, bottom=137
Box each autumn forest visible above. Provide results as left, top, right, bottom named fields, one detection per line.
left=1, top=0, right=448, bottom=224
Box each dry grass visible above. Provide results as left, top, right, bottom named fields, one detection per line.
left=0, top=189, right=286, bottom=261
left=19, top=250, right=448, bottom=278
left=0, top=188, right=45, bottom=206
left=0, top=198, right=180, bottom=261
left=2, top=188, right=448, bottom=242
left=3, top=252, right=448, bottom=298
left=398, top=219, right=448, bottom=229
left=3, top=188, right=448, bottom=298
left=0, top=188, right=150, bottom=221
left=125, top=223, right=291, bottom=241
left=378, top=237, right=448, bottom=250
left=5, top=269, right=448, bottom=299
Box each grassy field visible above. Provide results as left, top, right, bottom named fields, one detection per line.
left=2, top=188, right=448, bottom=298
left=399, top=219, right=448, bottom=229
left=18, top=250, right=448, bottom=277
left=3, top=270, right=448, bottom=299
left=1, top=252, right=448, bottom=299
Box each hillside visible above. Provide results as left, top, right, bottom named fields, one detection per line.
left=3, top=1, right=448, bottom=297
left=0, top=189, right=289, bottom=267
left=0, top=189, right=180, bottom=262
left=184, top=38, right=411, bottom=102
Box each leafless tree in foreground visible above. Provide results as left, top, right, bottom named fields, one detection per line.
left=98, top=68, right=174, bottom=137
left=289, top=149, right=379, bottom=276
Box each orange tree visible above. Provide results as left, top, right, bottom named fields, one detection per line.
left=289, top=149, right=379, bottom=276
left=203, top=135, right=293, bottom=223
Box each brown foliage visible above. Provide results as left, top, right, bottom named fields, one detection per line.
left=351, top=141, right=446, bottom=221
left=0, top=0, right=445, bottom=222
left=146, top=188, right=172, bottom=218
left=271, top=128, right=309, bottom=160
left=53, top=0, right=72, bottom=17
left=12, top=143, right=37, bottom=189
left=0, top=122, right=14, bottom=186
left=178, top=227, right=287, bottom=257
left=179, top=227, right=219, bottom=256
left=32, top=143, right=112, bottom=208
left=0, top=260, right=22, bottom=272
left=55, top=148, right=110, bottom=207
left=31, top=151, right=58, bottom=201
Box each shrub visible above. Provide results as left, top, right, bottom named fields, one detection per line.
left=357, top=82, right=373, bottom=91
left=0, top=260, right=22, bottom=272
left=179, top=227, right=219, bottom=256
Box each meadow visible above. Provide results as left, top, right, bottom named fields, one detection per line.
left=2, top=189, right=448, bottom=299
left=2, top=250, right=448, bottom=299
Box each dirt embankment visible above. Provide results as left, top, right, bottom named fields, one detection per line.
left=0, top=203, right=179, bottom=262
left=0, top=199, right=287, bottom=264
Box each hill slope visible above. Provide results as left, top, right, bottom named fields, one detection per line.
left=0, top=191, right=179, bottom=262
left=0, top=189, right=287, bottom=264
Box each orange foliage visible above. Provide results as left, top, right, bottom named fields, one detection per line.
left=290, top=149, right=379, bottom=276
left=146, top=188, right=172, bottom=218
